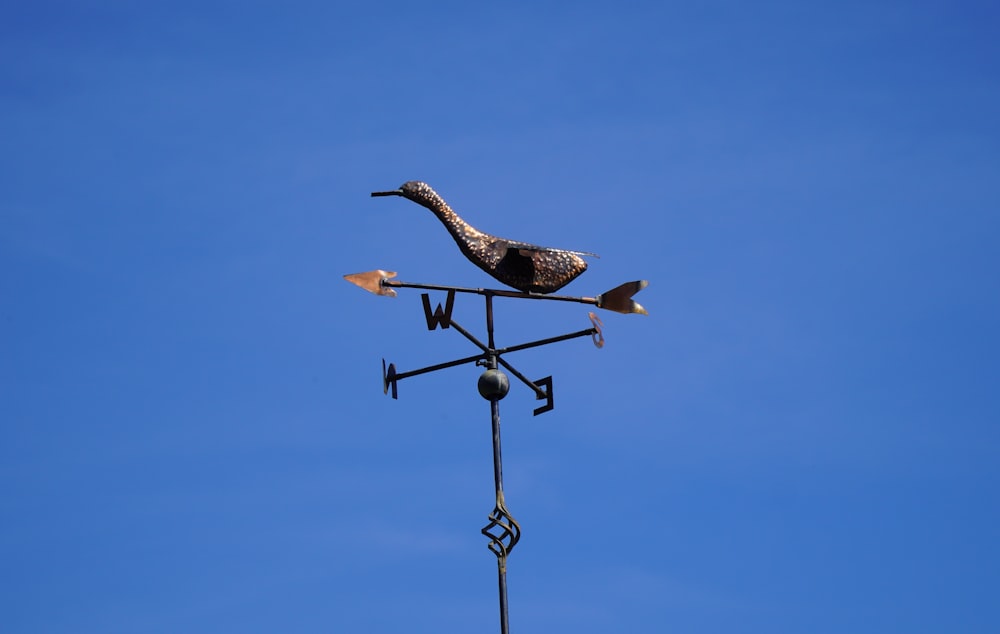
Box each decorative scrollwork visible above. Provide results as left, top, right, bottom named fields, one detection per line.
left=481, top=502, right=521, bottom=560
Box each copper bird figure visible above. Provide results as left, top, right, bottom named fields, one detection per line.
left=371, top=181, right=596, bottom=294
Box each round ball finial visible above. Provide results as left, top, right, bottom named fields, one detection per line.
left=478, top=368, right=510, bottom=400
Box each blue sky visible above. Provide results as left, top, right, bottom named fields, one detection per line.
left=2, top=1, right=998, bottom=632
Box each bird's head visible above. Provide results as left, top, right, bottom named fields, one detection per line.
left=371, top=181, right=445, bottom=210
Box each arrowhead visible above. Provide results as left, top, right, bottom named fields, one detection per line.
left=343, top=270, right=397, bottom=297
left=595, top=280, right=649, bottom=315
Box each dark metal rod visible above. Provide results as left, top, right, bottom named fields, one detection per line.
left=447, top=319, right=491, bottom=354
left=489, top=382, right=510, bottom=634
left=496, top=327, right=598, bottom=355
left=495, top=356, right=546, bottom=399
left=489, top=400, right=505, bottom=513
left=438, top=318, right=595, bottom=368
left=383, top=279, right=597, bottom=306
left=392, top=352, right=485, bottom=381
left=483, top=305, right=511, bottom=634
left=396, top=317, right=586, bottom=400
left=497, top=553, right=510, bottom=634
left=486, top=293, right=496, bottom=349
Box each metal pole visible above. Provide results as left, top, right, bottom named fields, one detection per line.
left=491, top=395, right=511, bottom=634
left=487, top=293, right=510, bottom=634
left=478, top=292, right=519, bottom=634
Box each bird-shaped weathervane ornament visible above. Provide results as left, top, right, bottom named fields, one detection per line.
left=348, top=180, right=647, bottom=315
left=371, top=181, right=594, bottom=294
left=345, top=179, right=649, bottom=634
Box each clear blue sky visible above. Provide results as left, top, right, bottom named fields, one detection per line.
left=2, top=2, right=998, bottom=632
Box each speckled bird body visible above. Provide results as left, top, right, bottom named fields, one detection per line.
left=372, top=181, right=593, bottom=294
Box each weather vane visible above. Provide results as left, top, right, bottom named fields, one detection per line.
left=345, top=181, right=648, bottom=633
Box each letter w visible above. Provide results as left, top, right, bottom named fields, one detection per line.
left=421, top=291, right=455, bottom=330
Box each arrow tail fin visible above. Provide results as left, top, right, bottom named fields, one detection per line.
left=595, top=280, right=649, bottom=315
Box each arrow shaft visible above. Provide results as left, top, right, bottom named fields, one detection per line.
left=382, top=279, right=598, bottom=306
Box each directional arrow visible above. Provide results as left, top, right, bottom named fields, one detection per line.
left=343, top=270, right=649, bottom=315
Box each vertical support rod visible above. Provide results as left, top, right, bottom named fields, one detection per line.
left=478, top=291, right=519, bottom=634
left=486, top=292, right=496, bottom=349
left=490, top=394, right=510, bottom=634
left=486, top=293, right=509, bottom=634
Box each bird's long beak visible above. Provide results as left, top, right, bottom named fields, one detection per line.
left=371, top=189, right=403, bottom=197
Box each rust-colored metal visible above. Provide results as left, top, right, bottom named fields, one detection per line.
left=371, top=181, right=595, bottom=294
left=588, top=312, right=605, bottom=348
left=595, top=279, right=648, bottom=315
left=343, top=270, right=397, bottom=297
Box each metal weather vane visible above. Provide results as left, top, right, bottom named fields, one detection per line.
left=345, top=181, right=648, bottom=633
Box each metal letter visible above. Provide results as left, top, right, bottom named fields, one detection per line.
left=382, top=359, right=398, bottom=399
left=421, top=290, right=456, bottom=330
left=532, top=376, right=554, bottom=416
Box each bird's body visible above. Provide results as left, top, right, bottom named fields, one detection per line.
left=372, top=181, right=594, bottom=294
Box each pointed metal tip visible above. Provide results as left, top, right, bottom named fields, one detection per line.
left=343, top=270, right=398, bottom=297
left=595, top=280, right=649, bottom=315
left=371, top=189, right=402, bottom=197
